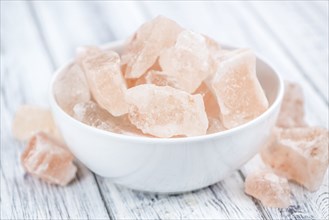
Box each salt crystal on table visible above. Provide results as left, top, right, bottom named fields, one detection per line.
left=276, top=81, right=306, bottom=128
left=73, top=101, right=145, bottom=136
left=53, top=64, right=90, bottom=115
left=210, top=49, right=269, bottom=129
left=21, top=132, right=77, bottom=186
left=245, top=170, right=291, bottom=208
left=261, top=127, right=329, bottom=191
left=159, top=30, right=212, bottom=93
left=12, top=105, right=62, bottom=142
left=122, top=16, right=182, bottom=79
left=79, top=47, right=128, bottom=116
left=125, top=84, right=208, bottom=138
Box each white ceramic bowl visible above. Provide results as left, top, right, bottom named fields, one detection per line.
left=49, top=41, right=284, bottom=194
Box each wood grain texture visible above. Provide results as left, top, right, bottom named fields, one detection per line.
left=1, top=2, right=109, bottom=219
left=1, top=1, right=328, bottom=219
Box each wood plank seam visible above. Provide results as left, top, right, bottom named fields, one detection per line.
left=247, top=3, right=328, bottom=105
left=24, top=2, right=112, bottom=219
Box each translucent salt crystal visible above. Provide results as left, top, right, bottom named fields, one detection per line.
left=245, top=170, right=290, bottom=208
left=261, top=127, right=329, bottom=191
left=159, top=30, right=212, bottom=93
left=53, top=64, right=91, bottom=115
left=122, top=16, right=182, bottom=78
left=207, top=117, right=226, bottom=134
left=276, top=81, right=306, bottom=128
left=73, top=101, right=145, bottom=136
left=125, top=84, right=208, bottom=137
left=21, top=132, right=77, bottom=186
left=194, top=83, right=220, bottom=118
left=12, top=105, right=62, bottom=142
left=79, top=47, right=128, bottom=116
left=210, top=49, right=269, bottom=129
left=135, top=70, right=179, bottom=88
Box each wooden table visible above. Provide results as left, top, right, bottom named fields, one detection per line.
left=1, top=1, right=328, bottom=219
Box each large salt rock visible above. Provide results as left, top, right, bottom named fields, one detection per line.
left=276, top=81, right=306, bottom=128
left=53, top=64, right=91, bottom=115
left=194, top=83, right=220, bottom=118
left=159, top=30, right=212, bottom=93
left=73, top=101, right=145, bottom=136
left=125, top=84, right=208, bottom=137
left=245, top=170, right=291, bottom=208
left=261, top=127, right=329, bottom=191
left=210, top=49, right=269, bottom=129
left=12, top=105, right=62, bottom=141
left=21, top=132, right=77, bottom=186
left=79, top=47, right=128, bottom=116
left=122, top=16, right=182, bottom=79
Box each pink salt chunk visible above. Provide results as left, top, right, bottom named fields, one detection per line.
left=21, top=132, right=77, bottom=186
left=12, top=105, right=62, bottom=142
left=79, top=47, right=128, bottom=116
left=135, top=70, right=179, bottom=88
left=53, top=64, right=90, bottom=115
left=245, top=170, right=291, bottom=208
left=210, top=49, right=269, bottom=129
left=276, top=81, right=306, bottom=128
left=207, top=117, right=226, bottom=134
left=159, top=30, right=212, bottom=93
left=73, top=101, right=146, bottom=137
left=125, top=84, right=208, bottom=138
left=122, top=16, right=182, bottom=78
left=194, top=83, right=220, bottom=118
left=261, top=127, right=329, bottom=191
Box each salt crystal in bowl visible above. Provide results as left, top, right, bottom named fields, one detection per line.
left=49, top=41, right=284, bottom=193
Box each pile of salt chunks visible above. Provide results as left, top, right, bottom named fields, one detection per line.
left=12, top=16, right=328, bottom=208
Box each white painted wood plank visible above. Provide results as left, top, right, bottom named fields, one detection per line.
left=248, top=1, right=328, bottom=103
left=0, top=2, right=109, bottom=219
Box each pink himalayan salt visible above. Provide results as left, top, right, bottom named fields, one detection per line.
left=12, top=105, right=62, bottom=142
left=53, top=64, right=91, bottom=115
left=159, top=30, right=212, bottom=93
left=245, top=170, right=291, bottom=208
left=125, top=84, right=208, bottom=138
left=122, top=16, right=182, bottom=79
left=21, top=132, right=77, bottom=186
left=73, top=101, right=146, bottom=137
left=207, top=117, right=226, bottom=134
left=135, top=70, right=179, bottom=88
left=194, top=83, right=220, bottom=118
left=276, top=81, right=306, bottom=128
left=78, top=47, right=128, bottom=116
left=210, top=48, right=268, bottom=129
left=261, top=127, right=329, bottom=191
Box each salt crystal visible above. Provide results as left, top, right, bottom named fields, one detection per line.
left=79, top=47, right=128, bottom=116
left=276, top=81, right=306, bottom=128
left=125, top=84, right=208, bottom=137
left=159, top=30, right=212, bottom=93
left=21, top=132, right=77, bottom=186
left=135, top=70, right=179, bottom=88
left=245, top=170, right=291, bottom=208
left=210, top=49, right=269, bottom=129
left=194, top=83, right=220, bottom=118
left=53, top=64, right=90, bottom=115
left=207, top=117, right=226, bottom=134
left=261, top=127, right=329, bottom=191
left=12, top=105, right=62, bottom=142
left=122, top=16, right=182, bottom=78
left=73, top=101, right=145, bottom=136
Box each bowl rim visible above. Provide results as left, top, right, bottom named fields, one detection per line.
left=49, top=40, right=284, bottom=143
